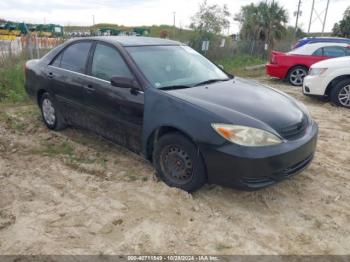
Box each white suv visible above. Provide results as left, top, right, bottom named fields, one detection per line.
left=303, top=56, right=350, bottom=108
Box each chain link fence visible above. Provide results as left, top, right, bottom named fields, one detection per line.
left=0, top=36, right=64, bottom=67
left=0, top=34, right=295, bottom=68
left=186, top=37, right=293, bottom=61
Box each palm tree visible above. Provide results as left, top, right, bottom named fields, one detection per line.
left=236, top=1, right=288, bottom=56
left=259, top=2, right=288, bottom=55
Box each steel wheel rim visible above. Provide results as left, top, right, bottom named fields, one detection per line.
left=290, top=69, right=306, bottom=85
left=42, top=98, right=56, bottom=126
left=338, top=85, right=350, bottom=107
left=160, top=145, right=193, bottom=184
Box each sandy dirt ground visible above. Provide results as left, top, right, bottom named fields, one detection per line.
left=0, top=78, right=349, bottom=255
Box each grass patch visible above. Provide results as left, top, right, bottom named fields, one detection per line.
left=215, top=242, right=232, bottom=251
left=0, top=59, right=28, bottom=104
left=29, top=138, right=109, bottom=176
left=35, top=141, right=74, bottom=157
left=0, top=111, right=26, bottom=133
left=215, top=55, right=267, bottom=78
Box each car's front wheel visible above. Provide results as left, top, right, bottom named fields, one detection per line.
left=153, top=132, right=207, bottom=192
left=288, top=66, right=308, bottom=86
left=330, top=79, right=350, bottom=108
left=40, top=93, right=67, bottom=130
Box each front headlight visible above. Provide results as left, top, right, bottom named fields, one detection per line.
left=211, top=124, right=283, bottom=147
left=308, top=68, right=327, bottom=76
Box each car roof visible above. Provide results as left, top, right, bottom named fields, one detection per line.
left=294, top=37, right=350, bottom=49
left=70, top=36, right=182, bottom=47
left=300, top=37, right=350, bottom=41
left=289, top=42, right=349, bottom=55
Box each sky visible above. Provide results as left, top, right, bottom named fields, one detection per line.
left=0, top=0, right=348, bottom=34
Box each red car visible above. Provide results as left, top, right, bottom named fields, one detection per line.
left=266, top=42, right=350, bottom=86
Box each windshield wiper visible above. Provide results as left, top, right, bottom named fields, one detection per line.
left=158, top=85, right=192, bottom=90
left=193, top=78, right=231, bottom=87
left=159, top=78, right=231, bottom=90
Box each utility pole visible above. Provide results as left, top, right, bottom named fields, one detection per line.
left=92, top=15, right=95, bottom=26
left=308, top=0, right=331, bottom=34
left=294, top=0, right=302, bottom=33
left=308, top=0, right=315, bottom=33
left=173, top=12, right=176, bottom=38
left=322, top=0, right=330, bottom=34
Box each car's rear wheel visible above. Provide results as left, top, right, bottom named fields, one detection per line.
left=330, top=79, right=350, bottom=108
left=288, top=66, right=308, bottom=86
left=40, top=93, right=66, bottom=130
left=153, top=132, right=207, bottom=192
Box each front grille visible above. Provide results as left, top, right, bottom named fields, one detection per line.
left=279, top=116, right=307, bottom=140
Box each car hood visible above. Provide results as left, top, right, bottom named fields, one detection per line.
left=312, top=56, right=350, bottom=68
left=166, top=78, right=305, bottom=133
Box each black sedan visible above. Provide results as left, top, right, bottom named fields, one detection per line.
left=24, top=36, right=318, bottom=192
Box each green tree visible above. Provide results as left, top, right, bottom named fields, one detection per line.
left=332, top=7, right=350, bottom=38
left=235, top=1, right=288, bottom=54
left=190, top=0, right=231, bottom=35
left=235, top=4, right=260, bottom=40
left=285, top=26, right=306, bottom=41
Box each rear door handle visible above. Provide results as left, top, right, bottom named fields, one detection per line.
left=84, top=85, right=95, bottom=92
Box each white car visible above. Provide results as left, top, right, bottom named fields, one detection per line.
left=303, top=56, right=350, bottom=108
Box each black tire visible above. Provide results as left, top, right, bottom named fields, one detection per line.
left=153, top=132, right=207, bottom=192
left=39, top=93, right=67, bottom=130
left=287, top=66, right=308, bottom=86
left=330, top=79, right=350, bottom=108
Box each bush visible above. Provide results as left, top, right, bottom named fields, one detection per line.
left=0, top=59, right=27, bottom=104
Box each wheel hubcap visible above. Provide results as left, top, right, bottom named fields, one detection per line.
left=42, top=98, right=56, bottom=126
left=160, top=145, right=193, bottom=184
left=338, top=85, right=350, bottom=107
left=290, top=69, right=306, bottom=86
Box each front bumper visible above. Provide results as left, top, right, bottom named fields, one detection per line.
left=199, top=121, right=318, bottom=190
left=303, top=75, right=327, bottom=96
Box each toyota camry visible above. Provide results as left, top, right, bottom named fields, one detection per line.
left=24, top=36, right=318, bottom=192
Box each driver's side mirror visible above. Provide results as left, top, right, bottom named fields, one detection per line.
left=218, top=64, right=224, bottom=70
left=111, top=76, right=140, bottom=90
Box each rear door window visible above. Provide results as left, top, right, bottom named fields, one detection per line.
left=60, top=42, right=92, bottom=74
left=346, top=47, right=350, bottom=56
left=91, top=43, right=133, bottom=81
left=322, top=46, right=347, bottom=57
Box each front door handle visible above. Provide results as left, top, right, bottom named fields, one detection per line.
left=84, top=85, right=95, bottom=92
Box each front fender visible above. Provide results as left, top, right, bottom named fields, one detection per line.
left=325, top=71, right=350, bottom=90
left=141, top=88, right=226, bottom=156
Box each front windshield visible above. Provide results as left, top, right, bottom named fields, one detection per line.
left=126, top=45, right=229, bottom=88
